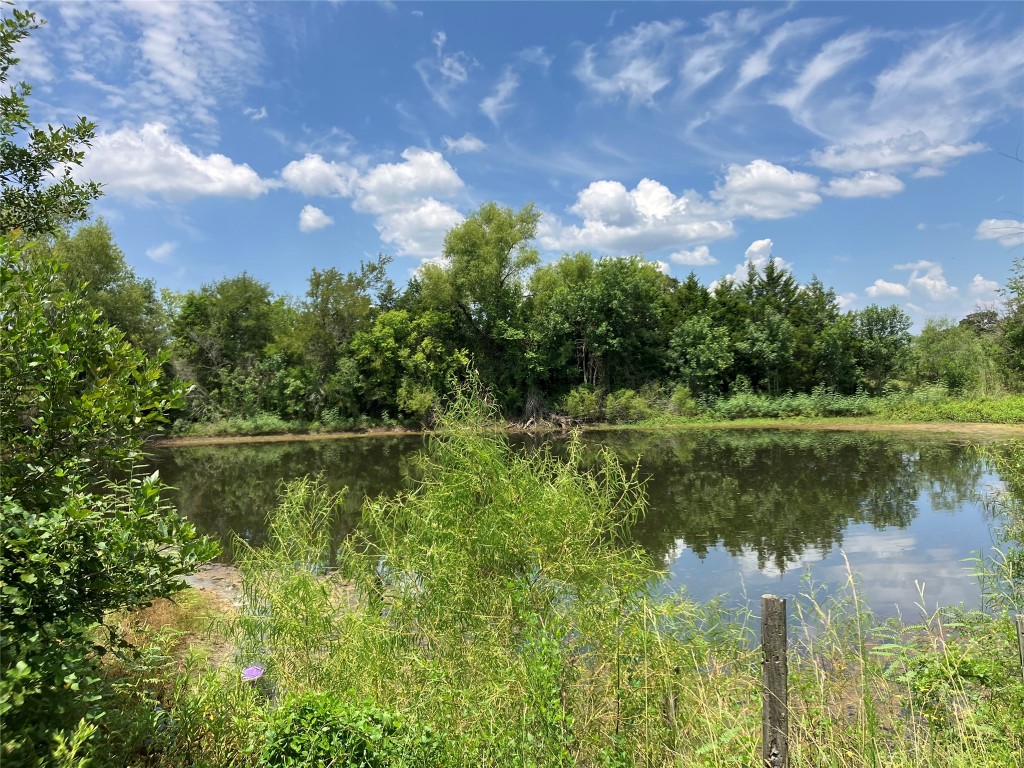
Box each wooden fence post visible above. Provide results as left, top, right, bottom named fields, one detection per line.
left=1016, top=614, right=1024, bottom=683
left=761, top=594, right=788, bottom=768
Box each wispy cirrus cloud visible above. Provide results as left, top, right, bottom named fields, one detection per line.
left=415, top=31, right=475, bottom=113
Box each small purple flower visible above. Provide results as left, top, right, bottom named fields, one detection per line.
left=241, top=665, right=265, bottom=683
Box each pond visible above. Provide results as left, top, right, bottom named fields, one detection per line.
left=149, top=429, right=1011, bottom=620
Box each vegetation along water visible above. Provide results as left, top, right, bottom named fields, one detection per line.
left=2, top=4, right=1024, bottom=766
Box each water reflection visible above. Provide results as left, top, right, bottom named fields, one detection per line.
left=149, top=429, right=1004, bottom=617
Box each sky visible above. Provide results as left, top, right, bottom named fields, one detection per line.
left=16, top=1, right=1024, bottom=326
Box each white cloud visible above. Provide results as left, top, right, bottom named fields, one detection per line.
left=517, top=45, right=553, bottom=70
left=54, top=1, right=262, bottom=137
left=734, top=17, right=831, bottom=92
left=976, top=218, right=1024, bottom=249
left=712, top=159, right=821, bottom=219
left=574, top=20, right=686, bottom=106
left=298, top=205, right=333, bottom=232
left=13, top=34, right=55, bottom=82
left=968, top=274, right=1000, bottom=297
left=812, top=133, right=985, bottom=173
left=244, top=105, right=268, bottom=121
left=804, top=26, right=1022, bottom=173
left=145, top=241, right=176, bottom=263
left=480, top=68, right=520, bottom=124
left=836, top=292, right=856, bottom=310
left=81, top=122, right=270, bottom=201
left=895, top=261, right=958, bottom=301
left=415, top=31, right=475, bottom=113
left=281, top=154, right=358, bottom=197
left=373, top=198, right=464, bottom=258
left=353, top=147, right=463, bottom=214
left=824, top=171, right=905, bottom=198
left=669, top=245, right=717, bottom=266
left=713, top=238, right=793, bottom=288
left=865, top=279, right=909, bottom=298
left=347, top=148, right=466, bottom=258
left=775, top=30, right=872, bottom=116
left=652, top=259, right=670, bottom=275
left=442, top=133, right=487, bottom=154
left=539, top=177, right=734, bottom=254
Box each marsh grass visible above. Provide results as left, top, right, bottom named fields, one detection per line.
left=83, top=406, right=1024, bottom=767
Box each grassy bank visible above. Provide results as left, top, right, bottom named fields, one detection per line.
left=37, top=403, right=1024, bottom=767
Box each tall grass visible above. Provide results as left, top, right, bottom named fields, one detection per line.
left=81, top=405, right=1024, bottom=766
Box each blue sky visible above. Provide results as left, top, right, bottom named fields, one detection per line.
left=18, top=1, right=1024, bottom=325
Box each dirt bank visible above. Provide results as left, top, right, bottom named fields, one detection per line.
left=151, top=419, right=1023, bottom=448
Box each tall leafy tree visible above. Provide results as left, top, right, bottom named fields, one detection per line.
left=418, top=202, right=540, bottom=406
left=44, top=220, right=167, bottom=355
left=854, top=304, right=912, bottom=395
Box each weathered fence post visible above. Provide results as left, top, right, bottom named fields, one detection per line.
left=1016, top=614, right=1024, bottom=683
left=761, top=594, right=788, bottom=768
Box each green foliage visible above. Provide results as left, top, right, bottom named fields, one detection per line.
left=264, top=693, right=444, bottom=768
left=561, top=384, right=602, bottom=422
left=855, top=304, right=912, bottom=395
left=668, top=314, right=733, bottom=397
left=0, top=240, right=217, bottom=759
left=1, top=7, right=101, bottom=235
left=46, top=220, right=168, bottom=355
left=603, top=388, right=655, bottom=423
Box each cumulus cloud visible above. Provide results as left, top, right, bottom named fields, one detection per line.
left=145, top=241, right=176, bottom=263
left=81, top=122, right=270, bottom=201
left=976, top=218, right=1024, bottom=249
left=712, top=159, right=821, bottom=219
left=353, top=147, right=463, bottom=214
left=865, top=279, right=909, bottom=298
left=298, top=205, right=333, bottom=232
left=442, top=133, right=486, bottom=154
left=372, top=198, right=464, bottom=258
left=350, top=148, right=465, bottom=258
left=894, top=260, right=958, bottom=301
left=280, top=154, right=358, bottom=197
left=968, top=274, right=1000, bottom=297
left=574, top=19, right=686, bottom=106
left=824, top=171, right=905, bottom=198
left=416, top=31, right=475, bottom=113
left=712, top=238, right=793, bottom=288
left=538, top=177, right=734, bottom=254
left=669, top=245, right=717, bottom=266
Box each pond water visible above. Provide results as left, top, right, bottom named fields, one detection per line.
left=149, top=429, right=1011, bottom=620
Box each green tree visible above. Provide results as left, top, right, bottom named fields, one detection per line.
left=171, top=273, right=281, bottom=417
left=668, top=314, right=734, bottom=398
left=854, top=304, right=912, bottom=395
left=0, top=240, right=216, bottom=757
left=1000, top=254, right=1024, bottom=385
left=418, top=202, right=540, bottom=407
left=1, top=7, right=101, bottom=235
left=45, top=220, right=167, bottom=355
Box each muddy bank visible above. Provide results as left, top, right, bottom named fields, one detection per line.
left=151, top=419, right=1023, bottom=449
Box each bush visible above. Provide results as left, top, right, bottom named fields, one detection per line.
left=265, top=693, right=445, bottom=768
left=0, top=242, right=217, bottom=759
left=560, top=384, right=602, bottom=422
left=603, top=388, right=654, bottom=423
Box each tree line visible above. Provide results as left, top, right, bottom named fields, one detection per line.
left=30, top=203, right=1024, bottom=430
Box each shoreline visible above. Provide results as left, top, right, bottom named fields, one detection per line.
left=149, top=418, right=1024, bottom=448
